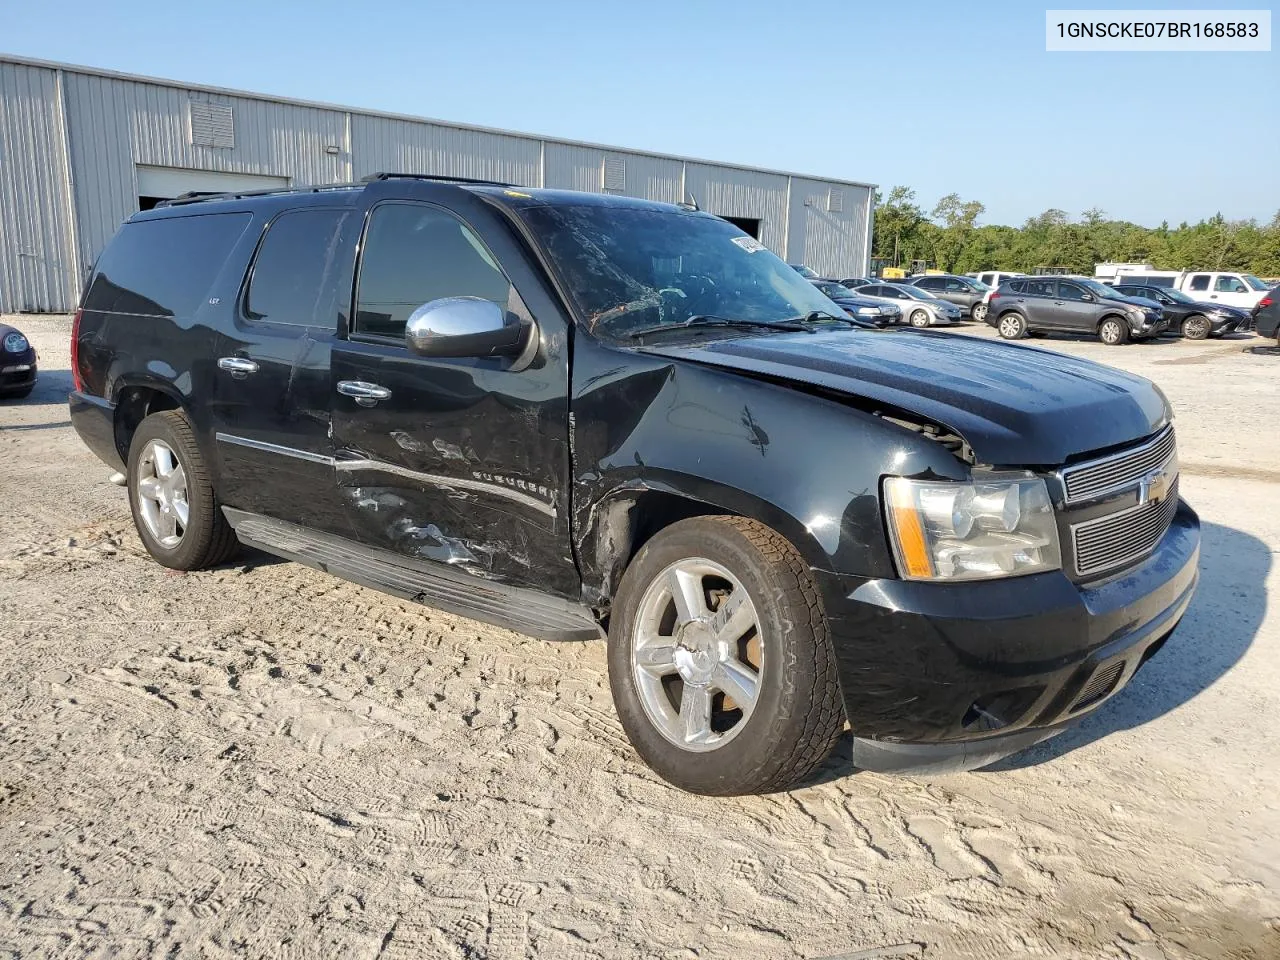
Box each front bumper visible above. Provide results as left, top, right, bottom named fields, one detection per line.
left=0, top=349, right=37, bottom=393
left=815, top=500, right=1200, bottom=772
left=69, top=390, right=124, bottom=471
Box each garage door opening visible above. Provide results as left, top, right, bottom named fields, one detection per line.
left=135, top=165, right=290, bottom=211
left=717, top=216, right=761, bottom=238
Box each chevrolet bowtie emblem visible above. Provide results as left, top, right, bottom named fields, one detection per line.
left=1136, top=466, right=1173, bottom=505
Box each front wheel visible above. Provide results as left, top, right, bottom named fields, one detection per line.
left=1098, top=317, right=1129, bottom=345
left=1182, top=314, right=1211, bottom=340
left=607, top=516, right=844, bottom=795
left=997, top=312, right=1027, bottom=339
left=909, top=309, right=931, bottom=328
left=971, top=302, right=988, bottom=323
left=127, top=410, right=240, bottom=570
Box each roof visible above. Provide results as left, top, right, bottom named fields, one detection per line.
left=0, top=53, right=877, bottom=192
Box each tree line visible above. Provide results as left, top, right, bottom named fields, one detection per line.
left=871, top=186, right=1280, bottom=277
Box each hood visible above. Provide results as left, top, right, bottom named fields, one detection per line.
left=639, top=330, right=1169, bottom=466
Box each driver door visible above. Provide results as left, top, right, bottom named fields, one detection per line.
left=328, top=199, right=578, bottom=595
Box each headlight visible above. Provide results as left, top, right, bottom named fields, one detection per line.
left=2, top=332, right=29, bottom=354
left=883, top=474, right=1061, bottom=581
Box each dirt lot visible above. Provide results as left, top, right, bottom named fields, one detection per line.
left=2, top=314, right=1279, bottom=959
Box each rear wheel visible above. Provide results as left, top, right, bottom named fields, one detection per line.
left=127, top=410, right=239, bottom=570
left=1098, top=317, right=1129, bottom=345
left=607, top=516, right=844, bottom=795
left=997, top=312, right=1027, bottom=339
left=909, top=309, right=930, bottom=328
left=1182, top=314, right=1211, bottom=340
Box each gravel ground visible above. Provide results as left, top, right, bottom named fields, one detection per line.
left=1, top=314, right=1278, bottom=960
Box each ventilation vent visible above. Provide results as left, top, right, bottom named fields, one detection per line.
left=190, top=101, right=235, bottom=149
left=827, top=188, right=844, bottom=213
left=602, top=156, right=626, bottom=192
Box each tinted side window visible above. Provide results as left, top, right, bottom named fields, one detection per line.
left=85, top=213, right=252, bottom=317
left=245, top=209, right=349, bottom=327
left=944, top=278, right=968, bottom=292
left=1058, top=282, right=1088, bottom=301
left=1007, top=280, right=1026, bottom=293
left=915, top=277, right=940, bottom=289
left=355, top=203, right=512, bottom=339
left=1025, top=280, right=1056, bottom=297
left=1188, top=274, right=1210, bottom=291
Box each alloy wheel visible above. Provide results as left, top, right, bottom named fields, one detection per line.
left=630, top=558, right=763, bottom=752
left=135, top=440, right=189, bottom=548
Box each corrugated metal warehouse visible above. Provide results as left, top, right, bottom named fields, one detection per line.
left=0, top=54, right=875, bottom=314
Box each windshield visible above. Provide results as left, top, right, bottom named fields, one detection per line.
left=814, top=281, right=852, bottom=299
left=519, top=204, right=844, bottom=339
left=1245, top=275, right=1269, bottom=291
left=1078, top=279, right=1121, bottom=299
left=1146, top=286, right=1192, bottom=303
left=897, top=285, right=936, bottom=300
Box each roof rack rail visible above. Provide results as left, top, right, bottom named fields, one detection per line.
left=360, top=172, right=514, bottom=187
left=156, top=183, right=362, bottom=208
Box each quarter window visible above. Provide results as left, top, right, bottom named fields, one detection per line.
left=245, top=209, right=349, bottom=327
left=355, top=203, right=512, bottom=339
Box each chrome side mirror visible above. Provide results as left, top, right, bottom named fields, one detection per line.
left=404, top=297, right=531, bottom=359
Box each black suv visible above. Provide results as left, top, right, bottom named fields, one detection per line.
left=69, top=175, right=1200, bottom=794
left=989, top=276, right=1167, bottom=344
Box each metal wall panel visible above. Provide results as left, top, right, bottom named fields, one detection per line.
left=786, top=178, right=873, bottom=278
left=684, top=163, right=790, bottom=255
left=62, top=71, right=350, bottom=285
left=543, top=143, right=683, bottom=202
left=1, top=56, right=876, bottom=313
left=352, top=115, right=541, bottom=186
left=0, top=62, right=75, bottom=312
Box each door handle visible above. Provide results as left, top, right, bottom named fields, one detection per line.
left=337, top=380, right=392, bottom=407
left=1053, top=300, right=1065, bottom=305
left=217, top=356, right=259, bottom=378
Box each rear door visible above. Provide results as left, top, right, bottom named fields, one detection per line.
left=208, top=205, right=355, bottom=529
left=328, top=197, right=578, bottom=595
left=1019, top=278, right=1059, bottom=327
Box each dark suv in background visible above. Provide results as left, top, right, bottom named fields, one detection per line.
left=909, top=274, right=992, bottom=322
left=68, top=174, right=1199, bottom=794
left=989, top=276, right=1167, bottom=344
left=1112, top=282, right=1252, bottom=339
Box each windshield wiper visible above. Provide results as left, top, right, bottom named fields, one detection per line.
left=626, top=315, right=814, bottom=340
left=784, top=310, right=865, bottom=328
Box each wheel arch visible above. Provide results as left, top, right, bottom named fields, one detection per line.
left=111, top=380, right=185, bottom=463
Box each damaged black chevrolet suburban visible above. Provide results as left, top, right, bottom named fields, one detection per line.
left=69, top=174, right=1200, bottom=795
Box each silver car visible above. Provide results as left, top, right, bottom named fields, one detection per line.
left=852, top=283, right=964, bottom=327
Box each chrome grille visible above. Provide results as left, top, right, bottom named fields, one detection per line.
left=1071, top=477, right=1179, bottom=577
left=1061, top=426, right=1176, bottom=504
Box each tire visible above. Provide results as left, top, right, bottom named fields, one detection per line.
left=909, top=309, right=930, bottom=328
left=1098, top=317, right=1129, bottom=345
left=997, top=312, right=1027, bottom=339
left=1182, top=314, right=1211, bottom=340
left=127, top=410, right=239, bottom=570
left=607, top=516, right=845, bottom=796
left=971, top=302, right=988, bottom=323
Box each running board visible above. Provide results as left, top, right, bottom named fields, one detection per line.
left=222, top=508, right=603, bottom=642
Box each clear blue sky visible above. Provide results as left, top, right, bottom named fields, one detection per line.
left=4, top=0, right=1277, bottom=227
